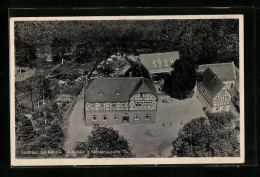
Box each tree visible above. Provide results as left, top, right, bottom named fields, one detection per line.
left=74, top=127, right=134, bottom=158
left=74, top=42, right=94, bottom=63
left=74, top=142, right=88, bottom=157
left=96, top=61, right=116, bottom=77
left=16, top=115, right=35, bottom=143
left=51, top=38, right=72, bottom=63
left=36, top=45, right=52, bottom=61
left=45, top=120, right=64, bottom=148
left=232, top=89, right=240, bottom=113
left=124, top=62, right=153, bottom=81
left=171, top=112, right=240, bottom=157
left=15, top=31, right=36, bottom=67
left=162, top=19, right=239, bottom=67
left=162, top=57, right=198, bottom=99
left=38, top=75, right=52, bottom=102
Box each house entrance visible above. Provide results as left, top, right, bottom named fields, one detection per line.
left=122, top=115, right=130, bottom=124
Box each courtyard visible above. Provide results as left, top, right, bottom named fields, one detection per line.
left=63, top=89, right=206, bottom=158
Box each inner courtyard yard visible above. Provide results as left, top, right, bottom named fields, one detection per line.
left=63, top=89, right=206, bottom=158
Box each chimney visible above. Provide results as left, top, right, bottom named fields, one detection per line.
left=129, top=72, right=132, bottom=77
left=115, top=88, right=120, bottom=95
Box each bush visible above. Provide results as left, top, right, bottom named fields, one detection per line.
left=74, top=127, right=134, bottom=158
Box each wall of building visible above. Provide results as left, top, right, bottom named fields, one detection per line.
left=129, top=93, right=156, bottom=111
left=86, top=102, right=128, bottom=111
left=85, top=110, right=156, bottom=125
left=196, top=84, right=232, bottom=113
left=211, top=105, right=231, bottom=113
left=212, top=87, right=232, bottom=107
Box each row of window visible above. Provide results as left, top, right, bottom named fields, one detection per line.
left=214, top=101, right=230, bottom=106
left=91, top=114, right=151, bottom=121
left=87, top=102, right=156, bottom=111
left=215, top=96, right=231, bottom=102
left=131, top=93, right=156, bottom=101
left=216, top=105, right=229, bottom=111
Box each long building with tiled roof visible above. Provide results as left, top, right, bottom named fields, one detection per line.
left=84, top=77, right=157, bottom=124
left=196, top=68, right=232, bottom=113
left=139, top=51, right=180, bottom=74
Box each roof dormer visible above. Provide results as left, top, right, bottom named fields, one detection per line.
left=115, top=88, right=120, bottom=96
left=98, top=90, right=104, bottom=96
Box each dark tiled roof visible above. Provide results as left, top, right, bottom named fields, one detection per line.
left=85, top=77, right=157, bottom=103
left=197, top=68, right=225, bottom=104
left=140, top=51, right=180, bottom=74
left=198, top=62, right=236, bottom=81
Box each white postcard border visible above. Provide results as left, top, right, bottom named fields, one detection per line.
left=10, top=15, right=245, bottom=166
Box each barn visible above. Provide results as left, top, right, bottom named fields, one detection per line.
left=198, top=62, right=237, bottom=90
left=196, top=68, right=232, bottom=113
left=139, top=51, right=180, bottom=74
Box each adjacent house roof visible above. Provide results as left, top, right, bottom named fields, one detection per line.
left=85, top=77, right=157, bottom=103
left=139, top=51, right=180, bottom=74
left=197, top=68, right=225, bottom=105
left=198, top=62, right=236, bottom=81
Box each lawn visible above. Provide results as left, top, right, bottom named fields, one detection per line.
left=63, top=90, right=206, bottom=158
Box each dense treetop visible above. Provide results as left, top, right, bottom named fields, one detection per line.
left=15, top=19, right=239, bottom=67
left=15, top=20, right=165, bottom=46
left=171, top=112, right=240, bottom=157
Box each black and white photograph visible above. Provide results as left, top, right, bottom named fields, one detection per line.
left=9, top=15, right=244, bottom=166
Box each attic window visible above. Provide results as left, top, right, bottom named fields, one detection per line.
left=115, top=88, right=120, bottom=95
left=98, top=90, right=103, bottom=95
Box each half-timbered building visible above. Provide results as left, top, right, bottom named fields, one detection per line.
left=198, top=62, right=237, bottom=90
left=84, top=77, right=158, bottom=125
left=196, top=68, right=232, bottom=113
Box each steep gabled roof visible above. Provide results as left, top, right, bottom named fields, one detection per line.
left=140, top=51, right=180, bottom=74
left=197, top=68, right=225, bottom=104
left=130, top=78, right=158, bottom=100
left=85, top=77, right=157, bottom=103
left=198, top=62, right=236, bottom=81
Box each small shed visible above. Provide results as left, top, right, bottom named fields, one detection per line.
left=56, top=94, right=72, bottom=103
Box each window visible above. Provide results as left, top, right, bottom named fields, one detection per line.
left=100, top=103, right=104, bottom=110
left=111, top=103, right=116, bottom=110
left=134, top=114, right=140, bottom=120
left=135, top=102, right=142, bottom=107
left=216, top=107, right=219, bottom=111
left=144, top=114, right=151, bottom=120
left=89, top=103, right=95, bottom=110
left=102, top=115, right=108, bottom=121
left=92, top=115, right=97, bottom=121
left=113, top=115, right=119, bottom=120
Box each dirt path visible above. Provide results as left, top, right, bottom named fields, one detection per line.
left=46, top=63, right=61, bottom=78
left=63, top=91, right=92, bottom=150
